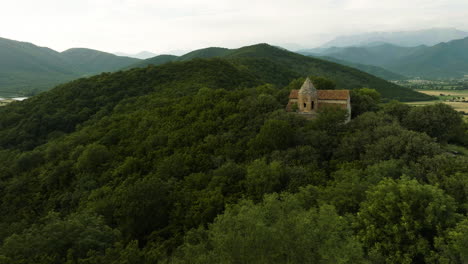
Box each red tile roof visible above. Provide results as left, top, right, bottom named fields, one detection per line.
left=318, top=90, right=350, bottom=100
left=289, top=89, right=299, bottom=99
left=289, top=89, right=350, bottom=100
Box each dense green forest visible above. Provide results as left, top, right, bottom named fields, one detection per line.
left=0, top=57, right=467, bottom=264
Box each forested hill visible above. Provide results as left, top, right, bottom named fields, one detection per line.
left=0, top=52, right=466, bottom=263
left=128, top=44, right=431, bottom=101
left=0, top=37, right=140, bottom=95
left=61, top=48, right=140, bottom=75
left=0, top=37, right=78, bottom=94
left=0, top=59, right=259, bottom=150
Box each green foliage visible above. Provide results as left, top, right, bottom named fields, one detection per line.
left=357, top=178, right=459, bottom=264
left=402, top=103, right=464, bottom=142
left=248, top=119, right=296, bottom=155
left=350, top=88, right=381, bottom=118
left=436, top=219, right=468, bottom=264
left=310, top=76, right=337, bottom=90
left=76, top=144, right=111, bottom=172
left=244, top=159, right=283, bottom=200
left=170, top=192, right=365, bottom=264
left=381, top=100, right=411, bottom=122
left=0, top=212, right=120, bottom=264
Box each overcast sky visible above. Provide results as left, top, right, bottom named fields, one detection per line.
left=2, top=0, right=468, bottom=54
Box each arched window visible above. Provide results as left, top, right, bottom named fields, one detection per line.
left=312, top=101, right=314, bottom=109
left=303, top=103, right=306, bottom=108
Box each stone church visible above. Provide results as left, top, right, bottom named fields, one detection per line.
left=286, top=78, right=351, bottom=121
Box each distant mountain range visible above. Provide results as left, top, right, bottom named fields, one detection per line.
left=113, top=51, right=157, bottom=59
left=300, top=36, right=468, bottom=79
left=316, top=28, right=468, bottom=48
left=0, top=37, right=140, bottom=95
left=316, top=57, right=408, bottom=80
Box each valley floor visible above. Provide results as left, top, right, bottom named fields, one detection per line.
left=405, top=90, right=468, bottom=117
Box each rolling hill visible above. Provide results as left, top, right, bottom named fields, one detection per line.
left=128, top=44, right=430, bottom=101
left=61, top=48, right=140, bottom=75
left=0, top=37, right=78, bottom=94
left=0, top=37, right=140, bottom=95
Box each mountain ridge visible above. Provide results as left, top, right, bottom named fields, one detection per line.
left=126, top=43, right=427, bottom=101
left=320, top=28, right=468, bottom=48
left=305, top=37, right=468, bottom=79
left=0, top=37, right=140, bottom=95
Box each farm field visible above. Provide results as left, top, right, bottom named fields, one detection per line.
left=405, top=89, right=468, bottom=113
left=417, top=89, right=468, bottom=98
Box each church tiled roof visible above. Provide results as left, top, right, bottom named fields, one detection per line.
left=289, top=90, right=299, bottom=99
left=317, top=90, right=350, bottom=100
left=288, top=89, right=350, bottom=100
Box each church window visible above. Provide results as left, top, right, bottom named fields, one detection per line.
left=303, top=103, right=306, bottom=108
left=312, top=101, right=314, bottom=109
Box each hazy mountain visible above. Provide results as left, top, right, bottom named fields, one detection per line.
left=0, top=37, right=78, bottom=94
left=320, top=28, right=468, bottom=48
left=385, top=37, right=468, bottom=78
left=0, top=37, right=140, bottom=95
left=306, top=44, right=424, bottom=67
left=308, top=37, right=468, bottom=79
left=114, top=51, right=157, bottom=59
left=316, top=56, right=407, bottom=80
left=61, top=48, right=139, bottom=75
left=128, top=44, right=429, bottom=101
